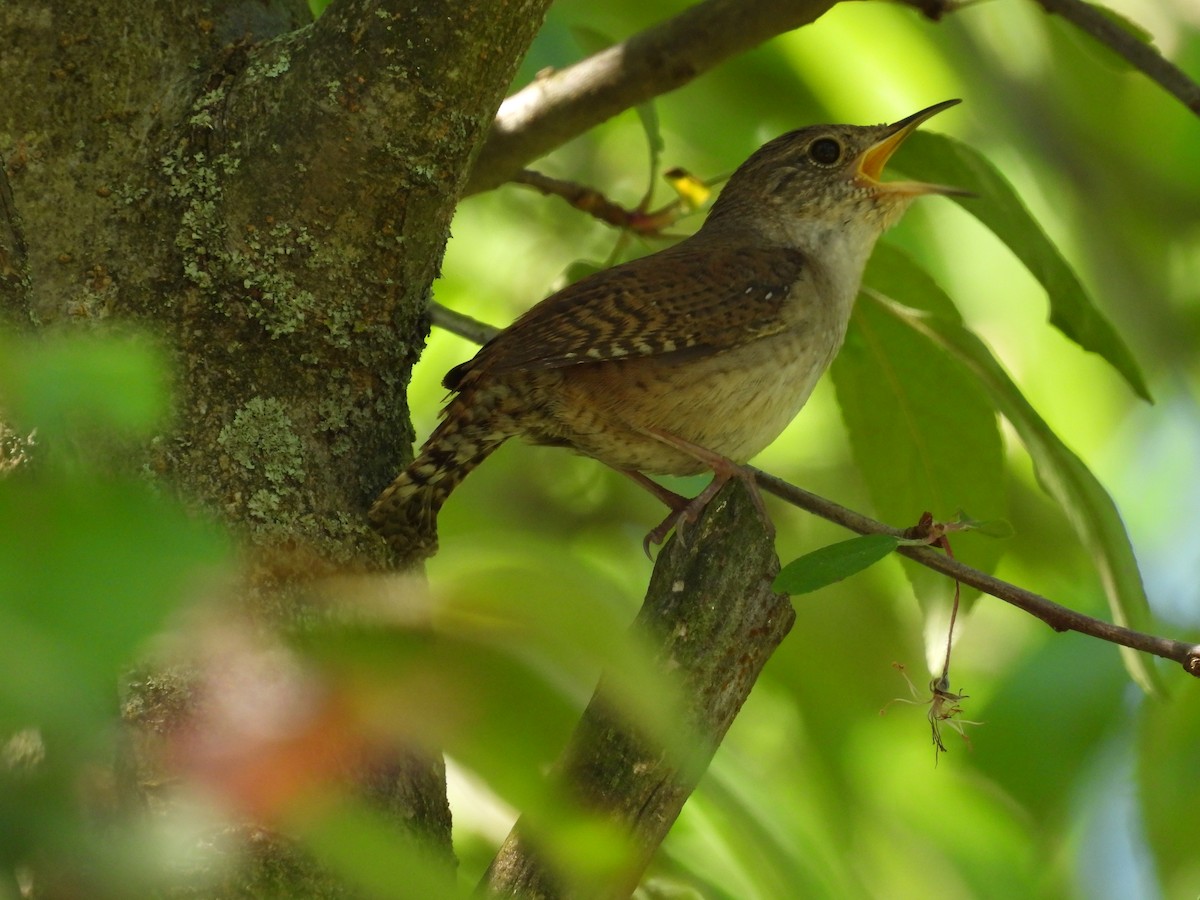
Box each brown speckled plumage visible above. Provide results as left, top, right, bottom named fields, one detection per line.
left=370, top=101, right=965, bottom=560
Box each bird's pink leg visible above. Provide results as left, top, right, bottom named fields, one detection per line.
left=617, top=427, right=772, bottom=557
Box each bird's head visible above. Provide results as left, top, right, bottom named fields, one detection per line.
left=705, top=99, right=968, bottom=244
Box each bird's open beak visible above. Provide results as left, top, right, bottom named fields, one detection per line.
left=856, top=99, right=971, bottom=197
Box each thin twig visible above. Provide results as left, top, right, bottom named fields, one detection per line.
left=514, top=169, right=688, bottom=235
left=752, top=469, right=1200, bottom=678
left=429, top=302, right=499, bottom=347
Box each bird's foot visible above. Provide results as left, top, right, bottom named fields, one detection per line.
left=618, top=427, right=774, bottom=557
left=640, top=470, right=732, bottom=557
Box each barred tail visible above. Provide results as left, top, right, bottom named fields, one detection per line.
left=368, top=407, right=512, bottom=562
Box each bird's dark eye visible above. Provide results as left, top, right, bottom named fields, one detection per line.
left=808, top=137, right=842, bottom=166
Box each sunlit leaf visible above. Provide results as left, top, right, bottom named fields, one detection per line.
left=774, top=534, right=900, bottom=594
left=833, top=243, right=1007, bottom=614
left=869, top=293, right=1161, bottom=693
left=894, top=132, right=1151, bottom=402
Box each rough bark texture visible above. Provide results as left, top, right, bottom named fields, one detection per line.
left=483, top=480, right=795, bottom=899
left=1, top=0, right=550, bottom=893
left=0, top=160, right=31, bottom=329
left=4, top=0, right=818, bottom=894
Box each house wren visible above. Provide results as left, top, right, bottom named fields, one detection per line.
left=371, top=100, right=966, bottom=561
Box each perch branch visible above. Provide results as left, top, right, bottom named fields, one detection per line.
left=483, top=480, right=792, bottom=898
left=752, top=470, right=1200, bottom=677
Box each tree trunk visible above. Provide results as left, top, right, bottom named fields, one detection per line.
left=1, top=0, right=550, bottom=892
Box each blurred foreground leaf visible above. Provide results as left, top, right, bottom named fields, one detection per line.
left=297, top=624, right=647, bottom=887
left=0, top=332, right=225, bottom=735
left=0, top=331, right=228, bottom=892
left=0, top=333, right=169, bottom=441
left=0, top=476, right=227, bottom=734
left=297, top=797, right=466, bottom=900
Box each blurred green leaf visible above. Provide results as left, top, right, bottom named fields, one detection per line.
left=0, top=475, right=228, bottom=733
left=635, top=100, right=665, bottom=193
left=1138, top=683, right=1200, bottom=896
left=296, top=797, right=466, bottom=900
left=296, top=625, right=642, bottom=885
left=950, top=510, right=1016, bottom=539
left=894, top=132, right=1151, bottom=402
left=869, top=292, right=1161, bottom=694
left=0, top=334, right=169, bottom=441
left=570, top=24, right=666, bottom=217
left=564, top=259, right=605, bottom=284
left=775, top=534, right=899, bottom=595
left=973, top=630, right=1127, bottom=818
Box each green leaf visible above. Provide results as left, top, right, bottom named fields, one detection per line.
left=0, top=475, right=228, bottom=734
left=868, top=292, right=1162, bottom=694
left=564, top=259, right=605, bottom=284
left=774, top=534, right=900, bottom=595
left=1138, top=683, right=1200, bottom=892
left=833, top=243, right=1007, bottom=613
left=894, top=132, right=1151, bottom=402
left=1062, top=5, right=1156, bottom=73
left=296, top=798, right=467, bottom=900
left=0, top=333, right=170, bottom=439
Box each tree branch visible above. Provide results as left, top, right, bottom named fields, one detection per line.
left=428, top=304, right=1200, bottom=679
left=430, top=301, right=501, bottom=348
left=483, top=480, right=792, bottom=898
left=752, top=469, right=1200, bottom=678
left=465, top=0, right=834, bottom=195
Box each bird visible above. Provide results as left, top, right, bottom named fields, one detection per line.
left=370, top=100, right=967, bottom=562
